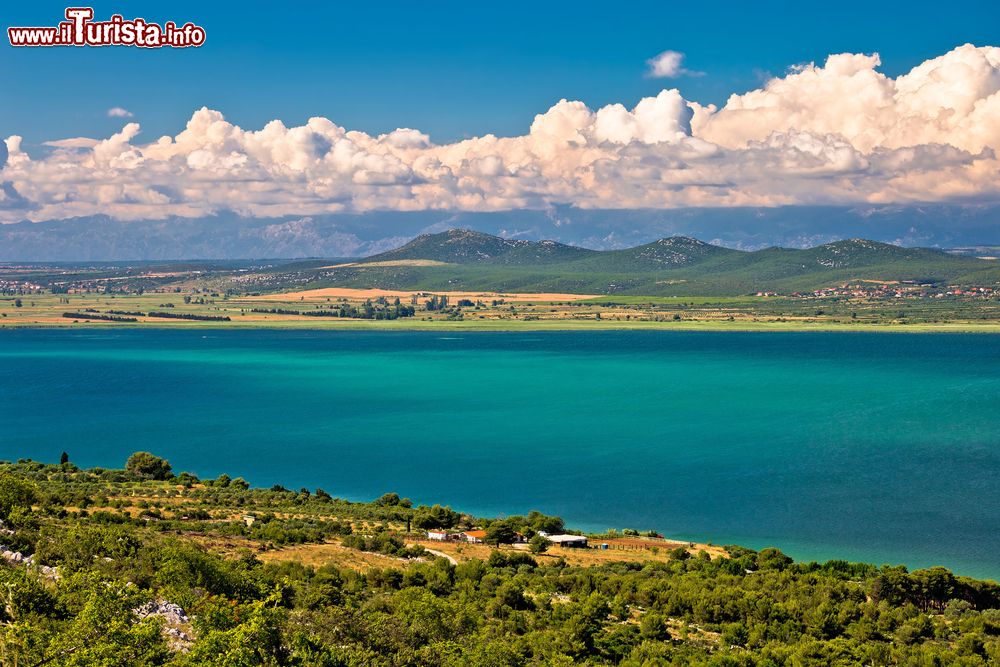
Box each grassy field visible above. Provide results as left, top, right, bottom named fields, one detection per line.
left=258, top=536, right=730, bottom=573
left=4, top=249, right=1000, bottom=333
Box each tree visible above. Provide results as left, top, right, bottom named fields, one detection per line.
left=668, top=547, right=690, bottom=561
left=910, top=567, right=958, bottom=611
left=413, top=504, right=460, bottom=530
left=721, top=621, right=750, bottom=647
left=125, top=451, right=173, bottom=480
left=176, top=471, right=200, bottom=487
left=758, top=547, right=793, bottom=571
left=0, top=473, right=37, bottom=521
left=485, top=522, right=517, bottom=547
left=529, top=534, right=551, bottom=554
left=60, top=451, right=69, bottom=465
left=525, top=510, right=564, bottom=534
left=38, top=576, right=169, bottom=666
left=640, top=612, right=670, bottom=640
left=374, top=492, right=401, bottom=507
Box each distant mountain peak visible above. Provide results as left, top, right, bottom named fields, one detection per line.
left=653, top=235, right=711, bottom=248
left=615, top=235, right=732, bottom=268
left=807, top=238, right=947, bottom=269
left=364, top=228, right=537, bottom=264
left=823, top=238, right=890, bottom=249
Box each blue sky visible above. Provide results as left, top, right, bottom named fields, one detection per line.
left=3, top=0, right=999, bottom=144
left=2, top=1, right=1000, bottom=233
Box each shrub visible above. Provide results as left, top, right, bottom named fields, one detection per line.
left=0, top=473, right=37, bottom=520
left=529, top=534, right=551, bottom=554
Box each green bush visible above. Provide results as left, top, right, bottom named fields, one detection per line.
left=125, top=452, right=173, bottom=481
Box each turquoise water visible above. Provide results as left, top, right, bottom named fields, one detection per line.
left=1, top=329, right=998, bottom=579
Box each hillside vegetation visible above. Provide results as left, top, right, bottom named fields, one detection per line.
left=296, top=230, right=1000, bottom=296
left=0, top=455, right=998, bottom=665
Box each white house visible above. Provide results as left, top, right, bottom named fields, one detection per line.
left=546, top=534, right=588, bottom=548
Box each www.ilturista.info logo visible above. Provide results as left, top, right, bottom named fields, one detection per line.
left=7, top=8, right=206, bottom=48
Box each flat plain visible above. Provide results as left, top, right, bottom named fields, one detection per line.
left=3, top=288, right=1000, bottom=333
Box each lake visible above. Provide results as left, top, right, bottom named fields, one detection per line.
left=1, top=329, right=998, bottom=579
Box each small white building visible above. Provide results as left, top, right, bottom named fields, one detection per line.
left=546, top=534, right=588, bottom=548
left=426, top=530, right=450, bottom=541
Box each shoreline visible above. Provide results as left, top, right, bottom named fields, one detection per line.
left=4, top=319, right=1000, bottom=334
left=7, top=453, right=997, bottom=581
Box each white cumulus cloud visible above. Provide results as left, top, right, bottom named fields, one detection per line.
left=646, top=50, right=692, bottom=78
left=107, top=107, right=134, bottom=118
left=2, top=44, right=1000, bottom=223
left=694, top=44, right=1000, bottom=153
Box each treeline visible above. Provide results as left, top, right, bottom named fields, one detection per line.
left=147, top=311, right=231, bottom=321
left=251, top=299, right=416, bottom=320
left=62, top=312, right=137, bottom=322
left=424, top=294, right=449, bottom=311
left=63, top=310, right=232, bottom=322
left=251, top=308, right=301, bottom=315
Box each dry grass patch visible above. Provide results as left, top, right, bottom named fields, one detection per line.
left=257, top=541, right=408, bottom=571
left=407, top=537, right=727, bottom=567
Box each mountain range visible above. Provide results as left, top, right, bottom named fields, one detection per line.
left=300, top=229, right=1000, bottom=296
left=3, top=204, right=1000, bottom=261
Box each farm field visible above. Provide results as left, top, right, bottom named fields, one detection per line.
left=3, top=288, right=1000, bottom=332
left=4, top=231, right=1000, bottom=331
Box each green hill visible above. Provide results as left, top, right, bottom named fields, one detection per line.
left=363, top=229, right=596, bottom=265
left=482, top=239, right=598, bottom=265
left=568, top=236, right=738, bottom=273
left=301, top=230, right=1000, bottom=296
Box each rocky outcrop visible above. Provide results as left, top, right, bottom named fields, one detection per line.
left=134, top=600, right=194, bottom=651
left=0, top=544, right=59, bottom=579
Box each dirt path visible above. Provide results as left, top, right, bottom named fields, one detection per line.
left=416, top=545, right=458, bottom=565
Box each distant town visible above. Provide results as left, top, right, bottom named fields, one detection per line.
left=763, top=282, right=1000, bottom=300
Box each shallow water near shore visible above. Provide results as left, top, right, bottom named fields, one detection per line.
left=2, top=329, right=998, bottom=579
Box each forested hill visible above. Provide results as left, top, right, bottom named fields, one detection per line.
left=302, top=229, right=1000, bottom=295
left=368, top=229, right=599, bottom=265
left=0, top=455, right=998, bottom=665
